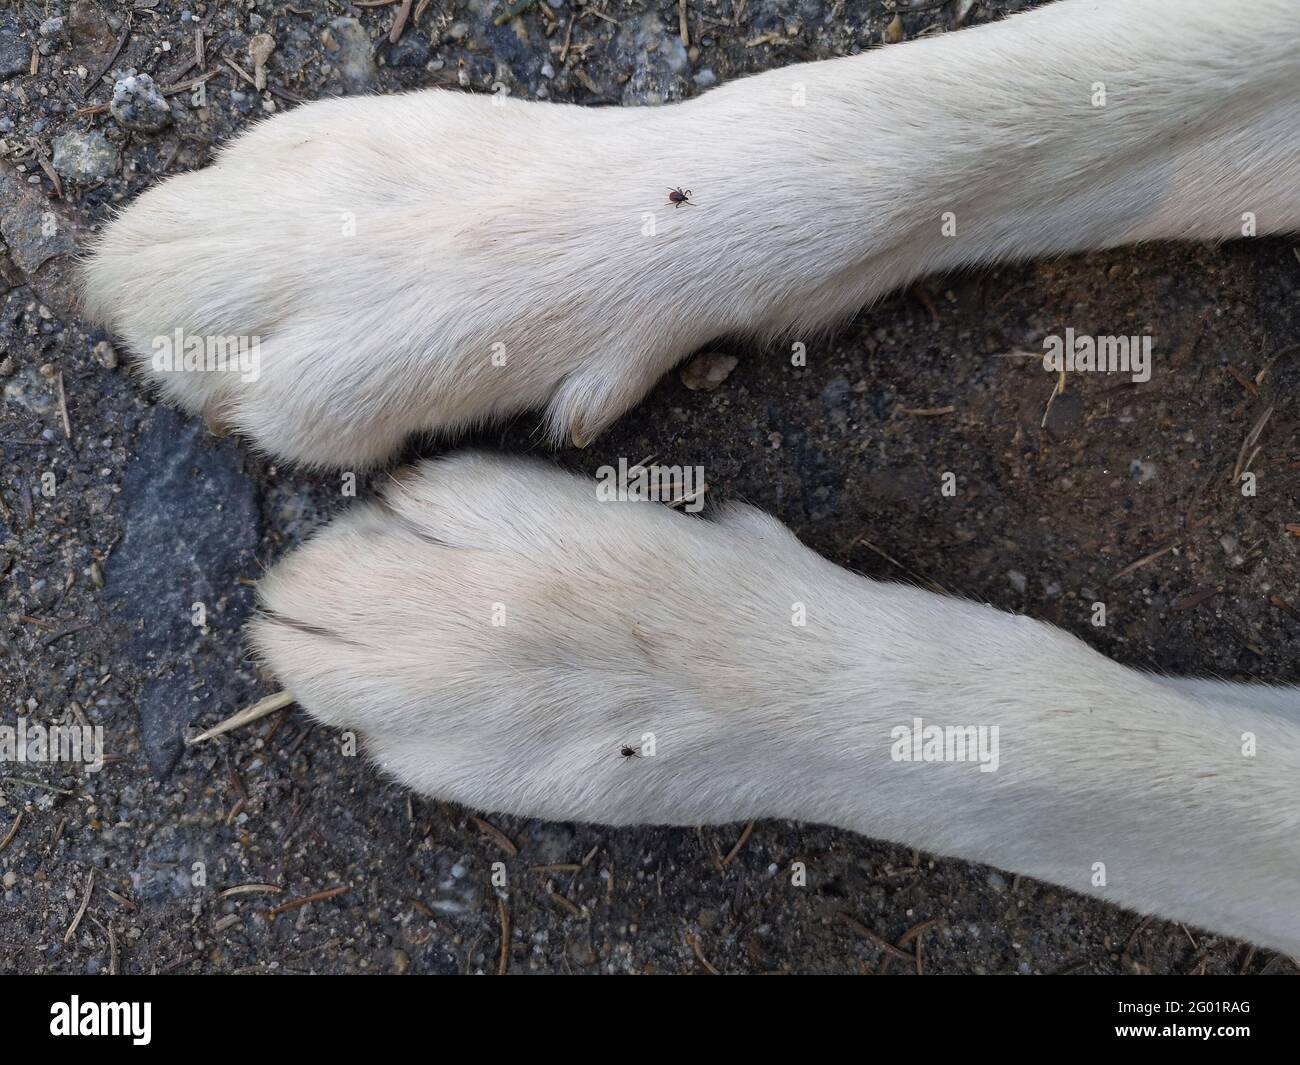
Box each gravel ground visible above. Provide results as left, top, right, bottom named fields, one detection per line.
left=1, top=0, right=1297, bottom=975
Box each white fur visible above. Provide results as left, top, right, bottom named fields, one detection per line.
left=84, top=0, right=1300, bottom=954
left=83, top=0, right=1300, bottom=467
left=251, top=454, right=1300, bottom=955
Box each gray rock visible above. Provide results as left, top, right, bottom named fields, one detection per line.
left=387, top=33, right=431, bottom=68
left=51, top=129, right=119, bottom=183
left=136, top=668, right=256, bottom=776
left=3, top=365, right=55, bottom=415
left=67, top=0, right=116, bottom=67
left=106, top=407, right=261, bottom=774
left=1129, top=458, right=1158, bottom=483
left=0, top=22, right=29, bottom=78
left=322, top=17, right=375, bottom=93
left=110, top=73, right=172, bottom=132
left=0, top=158, right=87, bottom=317
left=618, top=14, right=691, bottom=106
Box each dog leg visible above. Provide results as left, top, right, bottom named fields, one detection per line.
left=249, top=454, right=1300, bottom=954
left=83, top=0, right=1300, bottom=465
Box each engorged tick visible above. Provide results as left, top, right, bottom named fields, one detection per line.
left=667, top=186, right=695, bottom=208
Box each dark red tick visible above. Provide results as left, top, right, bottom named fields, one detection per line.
left=667, top=186, right=695, bottom=208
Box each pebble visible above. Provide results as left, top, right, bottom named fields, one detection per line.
left=93, top=340, right=118, bottom=369
left=322, top=18, right=376, bottom=92
left=1129, top=458, right=1157, bottom=483
left=1007, top=569, right=1027, bottom=594
left=248, top=33, right=276, bottom=89
left=110, top=73, right=172, bottom=132
left=387, top=34, right=431, bottom=68
left=51, top=129, right=120, bottom=183
left=3, top=365, right=55, bottom=415
left=679, top=351, right=738, bottom=391
left=68, top=0, right=117, bottom=65
left=0, top=22, right=29, bottom=78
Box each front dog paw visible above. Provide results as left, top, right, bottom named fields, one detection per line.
left=82, top=92, right=719, bottom=467
left=248, top=453, right=824, bottom=825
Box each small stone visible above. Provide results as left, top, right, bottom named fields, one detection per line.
left=0, top=22, right=29, bottom=78
left=93, top=340, right=118, bottom=369
left=51, top=129, right=120, bottom=183
left=884, top=14, right=905, bottom=44
left=322, top=18, right=376, bottom=93
left=0, top=356, right=13, bottom=376
left=693, top=68, right=718, bottom=88
left=1129, top=458, right=1157, bottom=483
left=679, top=351, right=738, bottom=392
left=40, top=17, right=66, bottom=38
left=3, top=365, right=55, bottom=414
left=1007, top=569, right=1027, bottom=594
left=387, top=33, right=430, bottom=68
left=248, top=33, right=275, bottom=90
left=68, top=0, right=117, bottom=66
left=110, top=73, right=172, bottom=132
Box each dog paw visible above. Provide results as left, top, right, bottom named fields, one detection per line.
left=248, top=453, right=834, bottom=825
left=82, top=93, right=726, bottom=467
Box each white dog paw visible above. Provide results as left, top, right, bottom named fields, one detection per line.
left=248, top=453, right=823, bottom=824
left=82, top=93, right=721, bottom=467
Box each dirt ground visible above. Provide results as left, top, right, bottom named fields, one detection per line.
left=1, top=0, right=1297, bottom=975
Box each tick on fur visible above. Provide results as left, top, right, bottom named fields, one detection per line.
left=619, top=744, right=640, bottom=759
left=666, top=187, right=695, bottom=208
